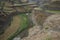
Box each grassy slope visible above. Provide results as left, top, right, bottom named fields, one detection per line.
left=38, top=7, right=60, bottom=13
left=45, top=10, right=60, bottom=13
left=7, top=14, right=29, bottom=40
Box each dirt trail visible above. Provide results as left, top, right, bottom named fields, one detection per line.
left=0, top=15, right=20, bottom=40
left=21, top=14, right=60, bottom=40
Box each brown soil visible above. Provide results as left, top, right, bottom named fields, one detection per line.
left=21, top=25, right=60, bottom=40
left=0, top=15, right=20, bottom=40
left=21, top=25, right=50, bottom=40
left=21, top=14, right=60, bottom=40
left=43, top=14, right=60, bottom=31
left=32, top=9, right=49, bottom=26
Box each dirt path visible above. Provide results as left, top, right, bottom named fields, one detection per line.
left=0, top=15, right=20, bottom=40
left=21, top=25, right=48, bottom=40
left=21, top=14, right=60, bottom=40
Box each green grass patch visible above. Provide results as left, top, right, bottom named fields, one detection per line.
left=38, top=7, right=60, bottom=13
left=45, top=36, right=52, bottom=40
left=46, top=10, right=60, bottom=13
left=7, top=14, right=29, bottom=40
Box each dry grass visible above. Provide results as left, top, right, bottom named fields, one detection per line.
left=32, top=10, right=48, bottom=26
left=0, top=15, right=20, bottom=40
